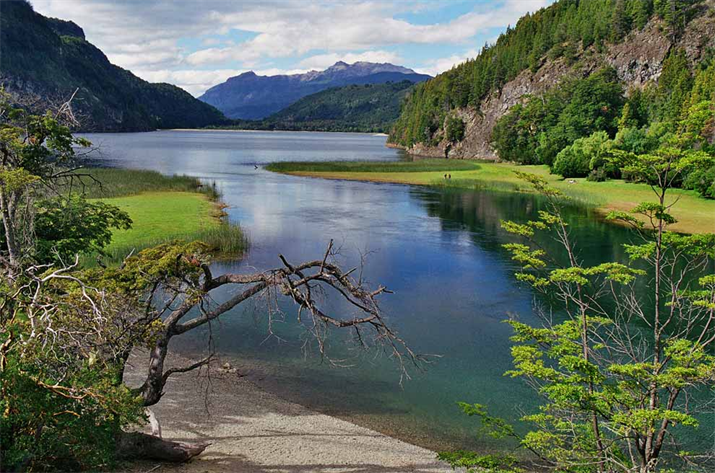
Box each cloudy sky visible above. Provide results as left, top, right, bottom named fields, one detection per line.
left=30, top=0, right=553, bottom=96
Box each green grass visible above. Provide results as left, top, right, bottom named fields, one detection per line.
left=269, top=160, right=715, bottom=235
left=265, top=159, right=481, bottom=174
left=85, top=192, right=246, bottom=266
left=67, top=169, right=247, bottom=266
left=66, top=168, right=219, bottom=200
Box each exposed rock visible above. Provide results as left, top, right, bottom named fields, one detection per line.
left=400, top=14, right=715, bottom=161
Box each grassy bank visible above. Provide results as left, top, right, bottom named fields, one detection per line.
left=71, top=168, right=219, bottom=199
left=266, top=160, right=715, bottom=234
left=75, top=169, right=246, bottom=266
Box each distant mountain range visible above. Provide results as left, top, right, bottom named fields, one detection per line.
left=1, top=1, right=227, bottom=132
left=226, top=80, right=417, bottom=133
left=199, top=62, right=431, bottom=120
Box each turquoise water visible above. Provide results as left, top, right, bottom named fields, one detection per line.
left=83, top=130, right=714, bottom=453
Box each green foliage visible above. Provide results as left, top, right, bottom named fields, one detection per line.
left=552, top=131, right=613, bottom=178
left=494, top=68, right=624, bottom=166
left=454, top=157, right=715, bottom=471
left=655, top=49, right=694, bottom=122
left=618, top=88, right=650, bottom=130
left=445, top=115, right=466, bottom=143
left=33, top=195, right=132, bottom=264
left=654, top=0, right=706, bottom=37
left=1, top=337, right=144, bottom=471
left=683, top=165, right=715, bottom=199
left=491, top=102, right=541, bottom=164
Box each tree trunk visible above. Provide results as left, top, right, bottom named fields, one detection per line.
left=117, top=432, right=208, bottom=463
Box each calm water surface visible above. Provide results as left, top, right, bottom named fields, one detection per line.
left=83, top=130, right=712, bottom=452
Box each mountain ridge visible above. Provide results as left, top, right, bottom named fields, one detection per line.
left=0, top=0, right=227, bottom=132
left=199, top=61, right=431, bottom=120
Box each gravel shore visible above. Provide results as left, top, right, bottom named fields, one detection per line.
left=126, top=354, right=453, bottom=473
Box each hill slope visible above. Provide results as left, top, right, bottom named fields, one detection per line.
left=0, top=0, right=227, bottom=132
left=389, top=0, right=715, bottom=159
left=199, top=62, right=430, bottom=120
left=229, top=81, right=416, bottom=133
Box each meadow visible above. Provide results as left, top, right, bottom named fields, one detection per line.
left=72, top=169, right=246, bottom=265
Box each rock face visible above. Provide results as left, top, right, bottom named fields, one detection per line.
left=399, top=15, right=715, bottom=160
left=199, top=62, right=431, bottom=120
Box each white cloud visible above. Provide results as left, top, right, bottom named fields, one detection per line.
left=416, top=49, right=479, bottom=77
left=183, top=3, right=522, bottom=67
left=133, top=67, right=313, bottom=96
left=29, top=0, right=552, bottom=92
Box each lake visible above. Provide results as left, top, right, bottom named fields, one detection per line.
left=83, top=130, right=713, bottom=453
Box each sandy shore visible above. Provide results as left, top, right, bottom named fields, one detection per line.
left=125, top=354, right=452, bottom=473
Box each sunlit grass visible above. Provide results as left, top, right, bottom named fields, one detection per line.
left=73, top=170, right=247, bottom=266
left=265, top=159, right=481, bottom=174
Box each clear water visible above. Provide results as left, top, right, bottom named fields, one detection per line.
left=82, top=130, right=713, bottom=453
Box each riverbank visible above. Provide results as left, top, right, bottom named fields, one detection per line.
left=125, top=353, right=453, bottom=473
left=75, top=168, right=246, bottom=265
left=266, top=160, right=715, bottom=234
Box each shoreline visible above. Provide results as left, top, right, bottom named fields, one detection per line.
left=270, top=167, right=715, bottom=235
left=168, top=128, right=390, bottom=136
left=125, top=352, right=452, bottom=473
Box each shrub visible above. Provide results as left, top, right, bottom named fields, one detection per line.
left=552, top=144, right=591, bottom=177
left=613, top=127, right=660, bottom=154
left=684, top=165, right=715, bottom=199
left=587, top=167, right=609, bottom=182
left=552, top=131, right=613, bottom=178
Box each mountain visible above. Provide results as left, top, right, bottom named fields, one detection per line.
left=227, top=80, right=417, bottom=133
left=0, top=0, right=227, bottom=132
left=389, top=0, right=715, bottom=160
left=199, top=62, right=431, bottom=120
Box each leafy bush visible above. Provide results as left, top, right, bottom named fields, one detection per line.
left=684, top=165, right=715, bottom=198
left=587, top=167, right=609, bottom=182
left=33, top=195, right=132, bottom=264
left=552, top=144, right=591, bottom=177
left=552, top=131, right=613, bottom=178
left=613, top=127, right=661, bottom=155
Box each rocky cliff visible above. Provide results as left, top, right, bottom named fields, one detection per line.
left=396, top=12, right=715, bottom=160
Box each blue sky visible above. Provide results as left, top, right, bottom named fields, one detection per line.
left=30, top=0, right=553, bottom=96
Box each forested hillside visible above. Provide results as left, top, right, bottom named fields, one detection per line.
left=0, top=0, right=227, bottom=131
left=389, top=0, right=714, bottom=161
left=227, top=81, right=416, bottom=133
